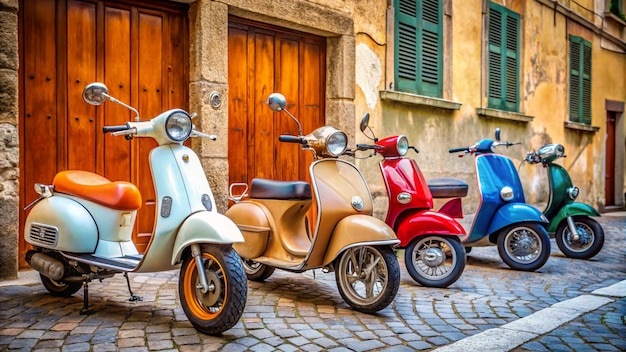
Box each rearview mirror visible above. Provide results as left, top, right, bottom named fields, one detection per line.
left=359, top=113, right=370, bottom=133
left=495, top=128, right=501, bottom=141
left=267, top=93, right=287, bottom=112
left=82, top=82, right=109, bottom=106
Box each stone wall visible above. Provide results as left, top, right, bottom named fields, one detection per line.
left=0, top=0, right=19, bottom=280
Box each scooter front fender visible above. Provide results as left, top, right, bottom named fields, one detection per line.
left=487, top=203, right=548, bottom=236
left=171, top=211, right=245, bottom=265
left=395, top=210, right=466, bottom=247
left=547, top=202, right=600, bottom=233
left=322, top=215, right=399, bottom=266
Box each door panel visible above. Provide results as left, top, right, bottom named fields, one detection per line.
left=605, top=112, right=616, bottom=206
left=67, top=0, right=97, bottom=172
left=19, top=0, right=188, bottom=267
left=228, top=18, right=326, bottom=188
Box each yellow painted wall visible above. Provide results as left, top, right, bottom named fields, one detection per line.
left=352, top=0, right=625, bottom=217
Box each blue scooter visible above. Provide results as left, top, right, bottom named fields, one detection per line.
left=445, top=129, right=551, bottom=271
left=522, top=144, right=604, bottom=259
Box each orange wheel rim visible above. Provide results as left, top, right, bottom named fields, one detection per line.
left=183, top=252, right=227, bottom=319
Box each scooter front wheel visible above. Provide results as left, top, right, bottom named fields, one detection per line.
left=404, top=236, right=466, bottom=288
left=497, top=223, right=550, bottom=271
left=179, top=244, right=247, bottom=335
left=242, top=259, right=275, bottom=282
left=335, top=246, right=400, bottom=313
left=555, top=216, right=604, bottom=259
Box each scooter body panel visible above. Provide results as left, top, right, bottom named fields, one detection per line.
left=486, top=202, right=548, bottom=236
left=136, top=145, right=235, bottom=272
left=395, top=210, right=467, bottom=247
left=466, top=153, right=529, bottom=244
left=307, top=159, right=377, bottom=268
left=547, top=202, right=601, bottom=233
left=380, top=158, right=433, bottom=227
left=323, top=214, right=398, bottom=265
left=171, top=211, right=245, bottom=265
left=25, top=196, right=98, bottom=253
left=544, top=163, right=573, bottom=219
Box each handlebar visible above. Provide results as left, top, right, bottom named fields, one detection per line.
left=449, top=147, right=469, bottom=154
left=279, top=135, right=305, bottom=144
left=102, top=125, right=128, bottom=133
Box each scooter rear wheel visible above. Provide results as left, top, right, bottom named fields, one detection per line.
left=404, top=236, right=466, bottom=288
left=40, top=273, right=82, bottom=297
left=335, top=246, right=400, bottom=313
left=242, top=259, right=275, bottom=282
left=555, top=216, right=604, bottom=260
left=497, top=223, right=550, bottom=271
left=179, top=244, right=247, bottom=335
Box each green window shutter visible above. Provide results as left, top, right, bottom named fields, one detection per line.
left=488, top=2, right=519, bottom=112
left=395, top=0, right=442, bottom=97
left=569, top=35, right=592, bottom=124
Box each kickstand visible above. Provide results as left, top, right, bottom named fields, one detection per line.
left=80, top=281, right=95, bottom=315
left=124, top=272, right=143, bottom=302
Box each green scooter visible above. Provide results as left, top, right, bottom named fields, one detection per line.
left=523, top=144, right=604, bottom=259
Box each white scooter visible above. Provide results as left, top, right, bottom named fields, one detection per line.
left=23, top=83, right=247, bottom=335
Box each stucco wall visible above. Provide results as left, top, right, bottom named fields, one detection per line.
left=353, top=0, right=625, bottom=218
left=0, top=0, right=19, bottom=280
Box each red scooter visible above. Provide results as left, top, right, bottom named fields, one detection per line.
left=351, top=114, right=467, bottom=288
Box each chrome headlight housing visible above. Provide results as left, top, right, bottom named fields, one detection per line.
left=567, top=186, right=579, bottom=200
left=397, top=136, right=409, bottom=156
left=326, top=131, right=348, bottom=157
left=500, top=186, right=514, bottom=202
left=165, top=110, right=193, bottom=142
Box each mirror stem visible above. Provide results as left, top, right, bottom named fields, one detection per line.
left=104, top=93, right=140, bottom=121
left=282, top=109, right=303, bottom=136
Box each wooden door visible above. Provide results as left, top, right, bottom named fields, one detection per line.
left=228, top=17, right=326, bottom=188
left=605, top=111, right=616, bottom=206
left=19, top=0, right=188, bottom=268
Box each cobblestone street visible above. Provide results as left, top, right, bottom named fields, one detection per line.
left=1, top=213, right=624, bottom=351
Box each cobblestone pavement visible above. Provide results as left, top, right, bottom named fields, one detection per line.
left=1, top=213, right=624, bottom=351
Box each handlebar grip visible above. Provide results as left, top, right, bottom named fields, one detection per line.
left=103, top=125, right=128, bottom=134
left=449, top=147, right=468, bottom=153
left=279, top=135, right=304, bottom=144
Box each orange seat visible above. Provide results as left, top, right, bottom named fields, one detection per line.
left=53, top=170, right=142, bottom=211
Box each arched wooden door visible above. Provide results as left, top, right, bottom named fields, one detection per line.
left=228, top=17, right=326, bottom=187
left=19, top=0, right=188, bottom=268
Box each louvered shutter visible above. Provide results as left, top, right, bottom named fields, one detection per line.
left=488, top=2, right=519, bottom=112
left=395, top=0, right=442, bottom=97
left=569, top=35, right=592, bottom=124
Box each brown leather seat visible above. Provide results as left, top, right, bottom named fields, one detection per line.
left=53, top=170, right=142, bottom=210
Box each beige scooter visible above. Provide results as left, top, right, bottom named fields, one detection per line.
left=226, top=93, right=400, bottom=313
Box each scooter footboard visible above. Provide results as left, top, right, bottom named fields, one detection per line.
left=171, top=211, right=245, bottom=265
left=322, top=215, right=399, bottom=266
left=487, top=203, right=548, bottom=236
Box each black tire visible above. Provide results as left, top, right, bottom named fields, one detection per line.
left=40, top=274, right=82, bottom=297
left=241, top=259, right=275, bottom=282
left=404, top=236, right=466, bottom=288
left=555, top=217, right=604, bottom=259
left=497, top=223, right=551, bottom=271
left=179, top=244, right=247, bottom=335
left=335, top=246, right=400, bottom=313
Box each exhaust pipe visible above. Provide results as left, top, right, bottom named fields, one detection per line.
left=25, top=251, right=65, bottom=281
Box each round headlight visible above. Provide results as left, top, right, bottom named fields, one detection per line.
left=567, top=187, right=579, bottom=200
left=500, top=186, right=514, bottom=202
left=326, top=131, right=347, bottom=157
left=397, top=136, right=409, bottom=156
left=165, top=111, right=192, bottom=142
